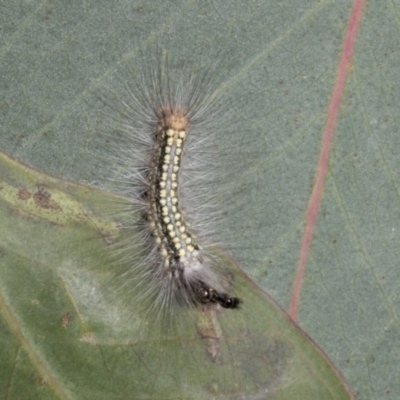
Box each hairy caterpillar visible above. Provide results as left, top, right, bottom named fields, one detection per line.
left=100, top=49, right=242, bottom=318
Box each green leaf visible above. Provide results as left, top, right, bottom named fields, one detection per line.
left=0, top=150, right=351, bottom=399
left=2, top=0, right=399, bottom=398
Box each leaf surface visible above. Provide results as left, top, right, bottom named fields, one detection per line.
left=2, top=0, right=398, bottom=398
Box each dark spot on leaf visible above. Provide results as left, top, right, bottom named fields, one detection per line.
left=18, top=189, right=31, bottom=200
left=62, top=312, right=70, bottom=328
left=38, top=377, right=48, bottom=386
left=33, top=187, right=61, bottom=210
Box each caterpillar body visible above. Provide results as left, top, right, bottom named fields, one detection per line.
left=102, top=52, right=241, bottom=317
left=145, top=105, right=240, bottom=309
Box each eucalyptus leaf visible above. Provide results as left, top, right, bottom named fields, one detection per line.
left=0, top=150, right=352, bottom=399
left=2, top=0, right=400, bottom=399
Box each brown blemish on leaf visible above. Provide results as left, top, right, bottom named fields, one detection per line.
left=38, top=377, right=48, bottom=386
left=62, top=312, right=70, bottom=328
left=33, top=187, right=61, bottom=210
left=196, top=306, right=222, bottom=363
left=18, top=188, right=31, bottom=200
